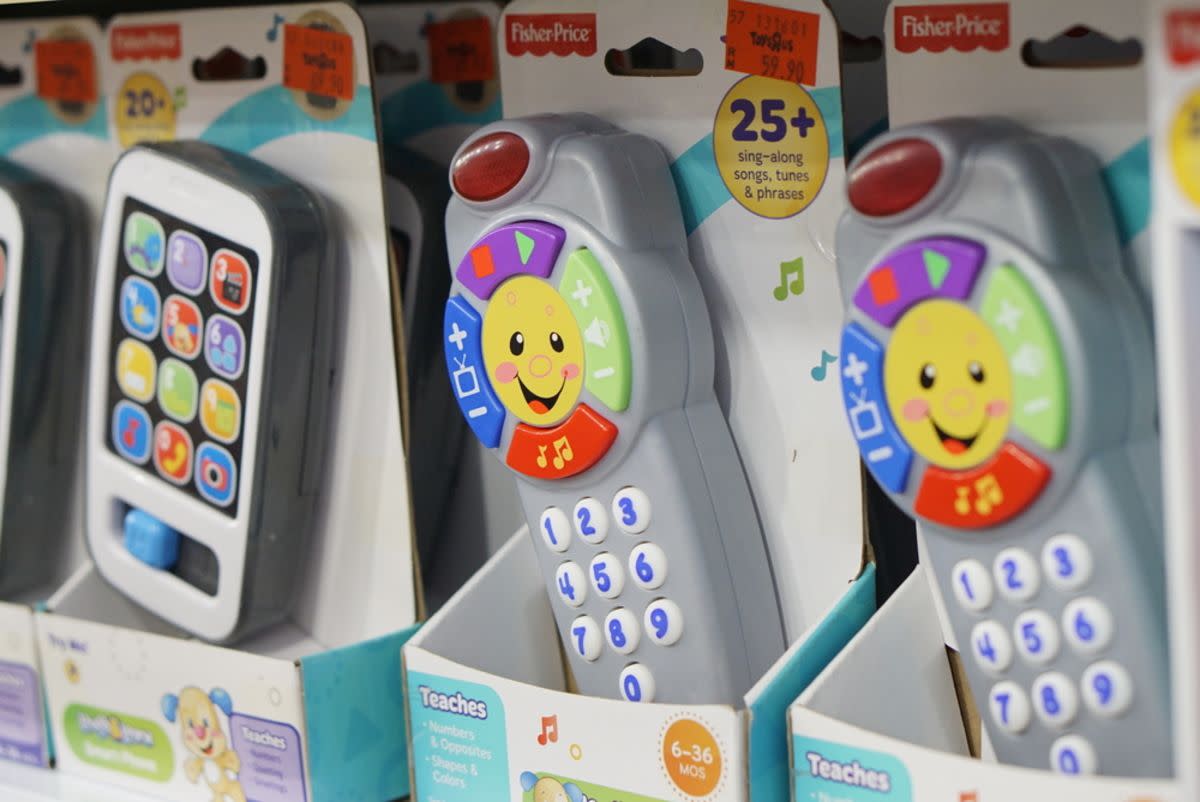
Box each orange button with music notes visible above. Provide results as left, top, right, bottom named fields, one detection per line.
left=506, top=403, right=617, bottom=480
left=914, top=442, right=1051, bottom=529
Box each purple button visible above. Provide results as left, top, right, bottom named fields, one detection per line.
left=166, top=231, right=208, bottom=295
left=205, top=314, right=246, bottom=381
left=853, top=237, right=985, bottom=327
left=455, top=221, right=565, bottom=300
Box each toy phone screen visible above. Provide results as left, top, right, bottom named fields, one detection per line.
left=105, top=197, right=259, bottom=517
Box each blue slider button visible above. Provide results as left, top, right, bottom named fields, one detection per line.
left=444, top=294, right=505, bottom=448
left=840, top=322, right=913, bottom=494
left=124, top=508, right=181, bottom=570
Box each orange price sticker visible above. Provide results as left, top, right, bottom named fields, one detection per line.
left=282, top=23, right=354, bottom=101
left=725, top=0, right=819, bottom=85
left=35, top=40, right=97, bottom=104
left=427, top=17, right=495, bottom=84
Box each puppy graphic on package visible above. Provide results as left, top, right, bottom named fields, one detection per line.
left=163, top=687, right=247, bottom=802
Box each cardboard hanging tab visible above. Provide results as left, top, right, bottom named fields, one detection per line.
left=35, top=39, right=97, bottom=103
left=725, top=0, right=820, bottom=84
left=283, top=22, right=354, bottom=100
left=427, top=17, right=495, bottom=83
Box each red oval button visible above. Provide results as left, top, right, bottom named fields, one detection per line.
left=452, top=132, right=531, bottom=202
left=506, top=404, right=617, bottom=480
left=914, top=442, right=1051, bottom=530
left=848, top=137, right=942, bottom=217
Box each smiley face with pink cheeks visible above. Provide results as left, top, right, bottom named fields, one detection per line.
left=482, top=275, right=585, bottom=427
left=884, top=299, right=1014, bottom=470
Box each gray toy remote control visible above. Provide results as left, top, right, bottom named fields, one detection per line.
left=837, top=118, right=1169, bottom=777
left=443, top=114, right=785, bottom=704
left=86, top=141, right=336, bottom=643
left=0, top=159, right=87, bottom=595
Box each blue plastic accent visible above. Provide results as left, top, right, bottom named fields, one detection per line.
left=123, top=509, right=180, bottom=570
left=444, top=295, right=505, bottom=448
left=0, top=94, right=108, bottom=153
left=301, top=624, right=421, bottom=802
left=1102, top=137, right=1150, bottom=247
left=199, top=85, right=377, bottom=153
left=749, top=565, right=877, bottom=802
left=839, top=323, right=913, bottom=493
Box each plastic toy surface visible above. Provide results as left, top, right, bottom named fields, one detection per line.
left=838, top=118, right=1170, bottom=777
left=0, top=159, right=87, bottom=595
left=86, top=142, right=335, bottom=643
left=443, top=114, right=785, bottom=704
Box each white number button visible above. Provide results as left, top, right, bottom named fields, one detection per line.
left=993, top=548, right=1040, bottom=602
left=988, top=681, right=1032, bottom=734
left=554, top=562, right=587, bottom=608
left=951, top=559, right=994, bottom=613
left=539, top=508, right=571, bottom=553
left=612, top=487, right=651, bottom=534
left=970, top=620, right=1014, bottom=674
left=1041, top=534, right=1093, bottom=592
left=1062, top=597, right=1113, bottom=655
left=573, top=497, right=608, bottom=545
left=644, top=599, right=684, bottom=646
left=619, top=663, right=655, bottom=703
left=1032, top=672, right=1079, bottom=729
left=604, top=608, right=640, bottom=655
left=1050, top=735, right=1098, bottom=776
left=629, top=542, right=668, bottom=590
left=569, top=616, right=602, bottom=662
left=1081, top=661, right=1134, bottom=718
left=1013, top=609, right=1060, bottom=666
left=589, top=553, right=625, bottom=599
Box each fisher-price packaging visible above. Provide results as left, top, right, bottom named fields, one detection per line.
left=0, top=16, right=111, bottom=769
left=402, top=2, right=876, bottom=801
left=787, top=2, right=1183, bottom=800
left=34, top=6, right=419, bottom=801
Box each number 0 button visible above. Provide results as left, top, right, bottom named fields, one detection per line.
left=573, top=498, right=608, bottom=545
left=1050, top=735, right=1097, bottom=776
left=644, top=599, right=683, bottom=646
left=539, top=507, right=571, bottom=553
left=619, top=663, right=655, bottom=703
left=569, top=616, right=602, bottom=662
left=630, top=543, right=668, bottom=590
left=555, top=562, right=587, bottom=608
left=993, top=548, right=1040, bottom=603
left=613, top=487, right=651, bottom=534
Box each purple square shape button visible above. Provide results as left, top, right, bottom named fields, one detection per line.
left=853, top=236, right=986, bottom=328
left=167, top=231, right=208, bottom=295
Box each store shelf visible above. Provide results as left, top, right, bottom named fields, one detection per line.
left=0, top=760, right=164, bottom=802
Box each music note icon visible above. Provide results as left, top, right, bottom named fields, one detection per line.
left=536, top=715, right=558, bottom=745
left=266, top=13, right=285, bottom=42
left=551, top=437, right=573, bottom=470
left=810, top=350, right=837, bottom=381
left=773, top=257, right=805, bottom=301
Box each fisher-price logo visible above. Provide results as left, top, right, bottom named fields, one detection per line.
left=506, top=14, right=597, bottom=58
left=1168, top=10, right=1200, bottom=65
left=111, top=23, right=181, bottom=61
left=895, top=3, right=1010, bottom=53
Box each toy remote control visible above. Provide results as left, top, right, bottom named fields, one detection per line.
left=0, top=159, right=87, bottom=595
left=86, top=142, right=336, bottom=643
left=837, top=118, right=1169, bottom=777
left=443, top=115, right=785, bottom=704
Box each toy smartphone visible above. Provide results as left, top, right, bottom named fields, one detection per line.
left=443, top=115, right=785, bottom=704
left=384, top=148, right=467, bottom=574
left=0, top=159, right=88, bottom=595
left=837, top=118, right=1169, bottom=776
left=86, top=142, right=336, bottom=643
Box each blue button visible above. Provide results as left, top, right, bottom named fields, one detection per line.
left=839, top=323, right=913, bottom=493
left=112, top=401, right=152, bottom=464
left=444, top=295, right=505, bottom=448
left=119, top=276, right=161, bottom=340
left=124, top=509, right=180, bottom=569
left=195, top=442, right=237, bottom=508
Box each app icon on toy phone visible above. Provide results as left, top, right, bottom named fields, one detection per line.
left=162, top=295, right=203, bottom=359
left=120, top=276, right=161, bottom=340
left=116, top=339, right=157, bottom=403
left=112, top=401, right=152, bottom=464
left=124, top=211, right=165, bottom=276
left=167, top=230, right=207, bottom=294
left=195, top=442, right=236, bottom=507
left=209, top=249, right=252, bottom=315
left=200, top=379, right=241, bottom=443
left=153, top=421, right=192, bottom=485
left=205, top=314, right=245, bottom=380
left=158, top=358, right=198, bottom=423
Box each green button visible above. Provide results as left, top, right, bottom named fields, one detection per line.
left=559, top=249, right=632, bottom=412
left=980, top=265, right=1069, bottom=450
left=158, top=358, right=198, bottom=423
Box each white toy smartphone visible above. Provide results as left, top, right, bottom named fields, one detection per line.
left=86, top=142, right=335, bottom=643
